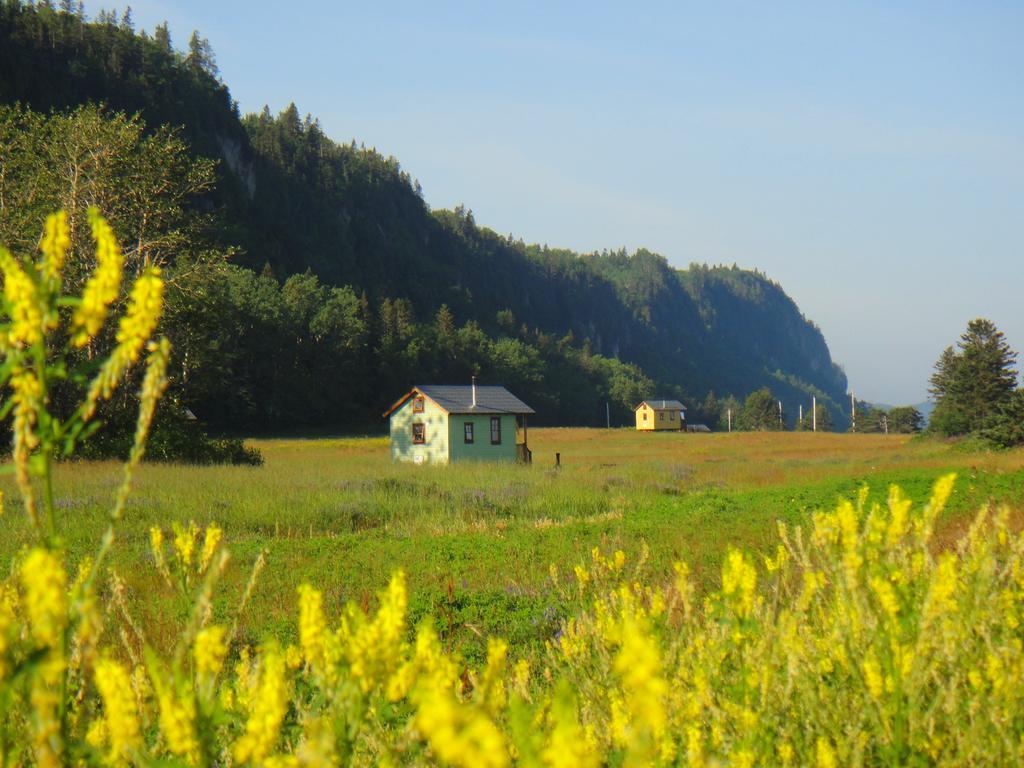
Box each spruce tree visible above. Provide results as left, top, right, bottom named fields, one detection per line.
left=930, top=319, right=1017, bottom=436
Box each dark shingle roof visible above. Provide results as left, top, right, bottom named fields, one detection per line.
left=419, top=385, right=535, bottom=414
left=383, top=385, right=535, bottom=417
left=635, top=399, right=686, bottom=411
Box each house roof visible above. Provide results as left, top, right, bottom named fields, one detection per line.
left=383, top=385, right=535, bottom=417
left=635, top=399, right=687, bottom=412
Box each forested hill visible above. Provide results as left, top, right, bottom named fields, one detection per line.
left=0, top=3, right=850, bottom=431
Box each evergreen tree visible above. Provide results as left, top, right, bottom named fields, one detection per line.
left=153, top=21, right=171, bottom=53
left=929, top=319, right=1017, bottom=436
left=737, top=387, right=782, bottom=431
left=887, top=406, right=923, bottom=434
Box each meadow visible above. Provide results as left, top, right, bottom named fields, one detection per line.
left=3, top=428, right=1023, bottom=663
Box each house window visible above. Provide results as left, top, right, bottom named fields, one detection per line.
left=412, top=423, right=426, bottom=444
left=659, top=412, right=665, bottom=421
left=490, top=416, right=501, bottom=445
left=412, top=396, right=425, bottom=413
left=643, top=412, right=648, bottom=421
left=670, top=410, right=675, bottom=421
left=464, top=422, right=474, bottom=444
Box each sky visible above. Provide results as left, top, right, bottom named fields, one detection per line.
left=124, top=1, right=1024, bottom=405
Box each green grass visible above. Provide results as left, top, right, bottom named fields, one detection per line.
left=2, top=429, right=1023, bottom=663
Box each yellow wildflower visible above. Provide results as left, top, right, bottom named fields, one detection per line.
left=926, top=473, right=957, bottom=521
left=816, top=736, right=837, bottom=768
left=84, top=266, right=164, bottom=417
left=94, top=657, right=142, bottom=764
left=72, top=208, right=124, bottom=347
left=721, top=549, right=757, bottom=618
left=156, top=687, right=199, bottom=764
left=199, top=523, right=222, bottom=573
left=234, top=646, right=288, bottom=764
left=0, top=248, right=46, bottom=347
left=885, top=484, right=912, bottom=546
left=39, top=210, right=70, bottom=283
left=862, top=652, right=884, bottom=700
left=476, top=638, right=508, bottom=716
left=173, top=521, right=199, bottom=569
left=870, top=576, right=900, bottom=620
left=613, top=613, right=667, bottom=761
left=19, top=549, right=68, bottom=649
left=414, top=680, right=509, bottom=768
left=513, top=658, right=530, bottom=698
left=345, top=570, right=407, bottom=692
left=542, top=683, right=600, bottom=768
left=297, top=584, right=329, bottom=674
left=194, top=625, right=229, bottom=678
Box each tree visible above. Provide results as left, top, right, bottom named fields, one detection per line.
left=887, top=406, right=923, bottom=434
left=929, top=319, right=1018, bottom=436
left=719, top=396, right=742, bottom=431
left=798, top=403, right=833, bottom=432
left=981, top=391, right=1024, bottom=448
left=187, top=30, right=218, bottom=78
left=737, top=387, right=782, bottom=431
left=701, top=390, right=719, bottom=430
left=154, top=22, right=172, bottom=54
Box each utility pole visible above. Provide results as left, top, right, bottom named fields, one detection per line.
left=812, top=396, right=817, bottom=432
left=883, top=414, right=889, bottom=435
left=779, top=400, right=783, bottom=429
left=799, top=404, right=803, bottom=425
left=851, top=393, right=856, bottom=433
left=727, top=408, right=732, bottom=432
left=606, top=401, right=610, bottom=429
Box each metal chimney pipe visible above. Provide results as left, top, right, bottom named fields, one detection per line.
left=472, top=376, right=477, bottom=407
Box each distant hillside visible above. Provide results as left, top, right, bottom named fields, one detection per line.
left=0, top=2, right=850, bottom=430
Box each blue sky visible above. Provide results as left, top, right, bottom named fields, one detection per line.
left=126, top=1, right=1023, bottom=405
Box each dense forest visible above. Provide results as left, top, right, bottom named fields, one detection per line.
left=0, top=2, right=852, bottom=438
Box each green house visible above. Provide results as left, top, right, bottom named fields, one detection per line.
left=383, top=384, right=535, bottom=465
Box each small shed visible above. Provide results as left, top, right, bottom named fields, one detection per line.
left=634, top=399, right=686, bottom=431
left=383, top=383, right=535, bottom=464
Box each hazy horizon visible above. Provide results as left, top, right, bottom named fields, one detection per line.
left=126, top=1, right=1023, bottom=405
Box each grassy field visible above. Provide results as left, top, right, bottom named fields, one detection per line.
left=2, top=428, right=1023, bottom=663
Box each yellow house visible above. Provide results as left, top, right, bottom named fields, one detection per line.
left=634, top=399, right=686, bottom=431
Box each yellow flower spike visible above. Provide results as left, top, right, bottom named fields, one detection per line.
left=721, top=550, right=757, bottom=619
left=925, top=473, right=957, bottom=524
left=155, top=686, right=199, bottom=764
left=94, top=657, right=142, bottom=765
left=10, top=367, right=43, bottom=528
left=297, top=583, right=329, bottom=674
left=870, top=576, right=900, bottom=621
left=0, top=247, right=47, bottom=347
left=862, top=652, right=884, bottom=701
left=816, top=736, right=837, bottom=768
left=173, top=521, right=199, bottom=569
left=83, top=266, right=164, bottom=419
left=613, top=612, right=667, bottom=762
left=345, top=570, right=408, bottom=693
left=233, top=646, right=288, bottom=764
left=194, top=625, right=229, bottom=678
left=886, top=484, right=913, bottom=546
left=476, top=638, right=508, bottom=716
left=72, top=208, right=124, bottom=347
left=149, top=527, right=164, bottom=567
left=38, top=210, right=70, bottom=284
left=542, top=683, right=600, bottom=768
left=414, top=679, right=510, bottom=768
left=199, top=523, right=222, bottom=574
left=19, top=549, right=68, bottom=649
